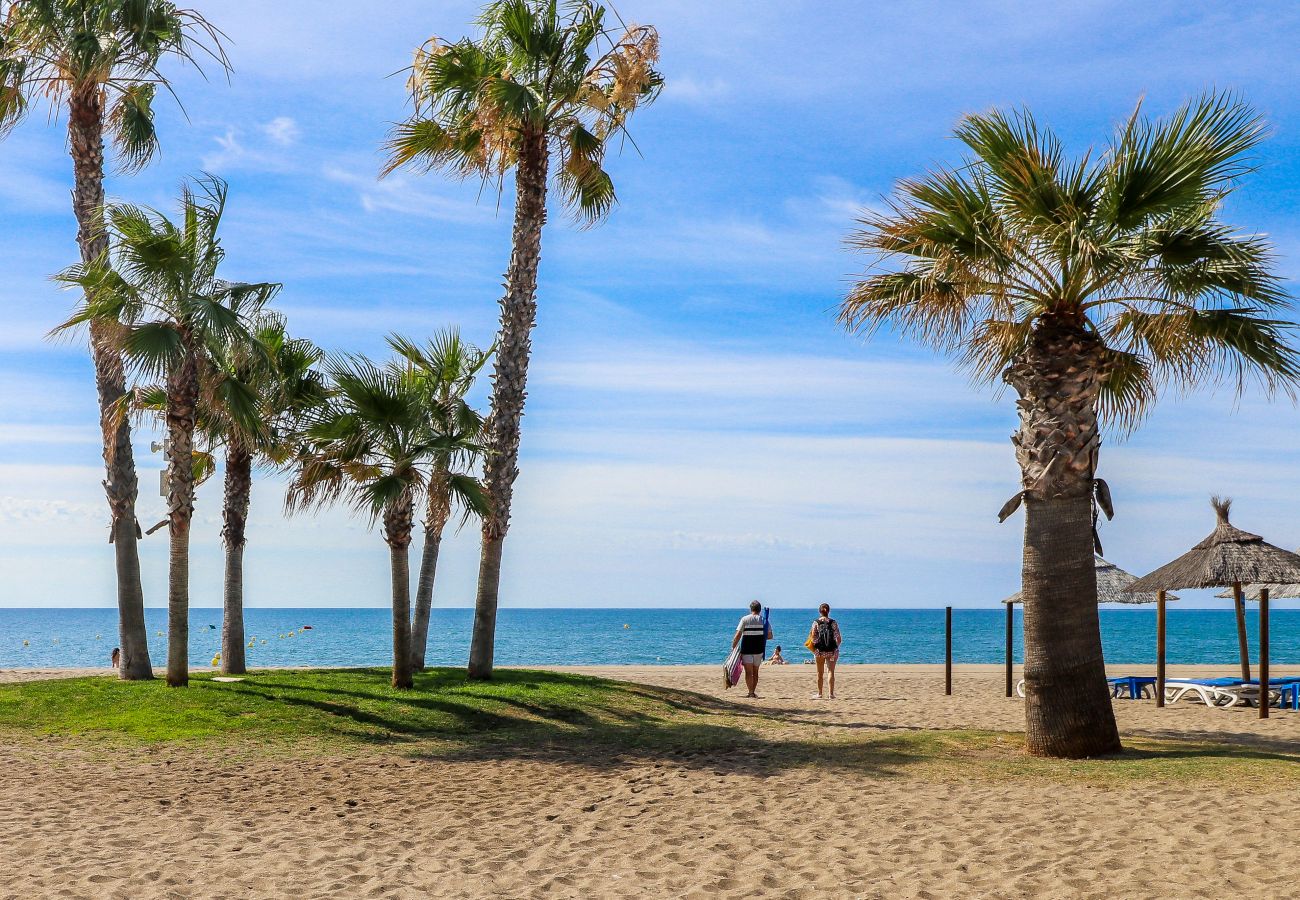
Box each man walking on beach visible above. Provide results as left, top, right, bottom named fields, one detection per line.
left=732, top=601, right=772, bottom=698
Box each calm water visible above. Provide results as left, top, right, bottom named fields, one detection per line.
left=1, top=607, right=1298, bottom=669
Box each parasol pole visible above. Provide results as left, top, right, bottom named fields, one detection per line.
left=1005, top=601, right=1014, bottom=698
left=1259, top=588, right=1270, bottom=720
left=1156, top=590, right=1166, bottom=709
left=1232, top=581, right=1251, bottom=682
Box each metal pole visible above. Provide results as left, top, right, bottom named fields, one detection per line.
left=1005, top=602, right=1013, bottom=698
left=1260, top=588, right=1270, bottom=720
left=1156, top=590, right=1166, bottom=709
left=945, top=606, right=952, bottom=696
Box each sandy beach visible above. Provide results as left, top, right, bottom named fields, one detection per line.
left=2, top=664, right=1299, bottom=900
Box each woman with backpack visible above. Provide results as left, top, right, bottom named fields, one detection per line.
left=806, top=603, right=842, bottom=699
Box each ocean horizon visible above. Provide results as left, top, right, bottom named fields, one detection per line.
left=3, top=606, right=1297, bottom=669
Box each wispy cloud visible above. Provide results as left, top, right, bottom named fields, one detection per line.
left=263, top=116, right=301, bottom=146
left=662, top=75, right=729, bottom=105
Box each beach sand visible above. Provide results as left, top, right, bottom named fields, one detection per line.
left=2, top=664, right=1299, bottom=899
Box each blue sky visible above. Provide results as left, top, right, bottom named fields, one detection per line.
left=4, top=1, right=1300, bottom=609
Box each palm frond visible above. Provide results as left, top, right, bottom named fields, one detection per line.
left=107, top=80, right=156, bottom=172
left=1102, top=92, right=1265, bottom=229
left=843, top=90, right=1298, bottom=432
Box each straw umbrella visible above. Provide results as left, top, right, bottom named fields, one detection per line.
left=1002, top=557, right=1176, bottom=697
left=1127, top=497, right=1300, bottom=718
left=1215, top=583, right=1300, bottom=600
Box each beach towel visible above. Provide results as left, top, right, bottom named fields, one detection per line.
left=723, top=645, right=743, bottom=689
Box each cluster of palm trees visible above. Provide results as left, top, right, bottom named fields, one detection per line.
left=0, top=0, right=661, bottom=691
left=53, top=174, right=494, bottom=689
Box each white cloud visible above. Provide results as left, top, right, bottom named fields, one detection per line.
left=662, top=75, right=729, bottom=105
left=322, top=165, right=494, bottom=225
left=262, top=116, right=301, bottom=146
left=0, top=424, right=99, bottom=446
left=201, top=127, right=247, bottom=171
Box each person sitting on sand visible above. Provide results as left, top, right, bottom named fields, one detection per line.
left=110, top=647, right=120, bottom=668
left=732, top=600, right=772, bottom=698
left=807, top=603, right=841, bottom=699
left=767, top=646, right=787, bottom=665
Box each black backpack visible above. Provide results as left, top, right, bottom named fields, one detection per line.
left=813, top=617, right=837, bottom=652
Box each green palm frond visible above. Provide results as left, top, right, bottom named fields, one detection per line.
left=120, top=321, right=183, bottom=380
left=843, top=91, right=1299, bottom=433
left=286, top=339, right=490, bottom=530
left=107, top=81, right=156, bottom=172
left=1102, top=92, right=1266, bottom=229
left=0, top=0, right=228, bottom=165
left=447, top=471, right=492, bottom=527
left=383, top=0, right=661, bottom=225
left=57, top=175, right=279, bottom=456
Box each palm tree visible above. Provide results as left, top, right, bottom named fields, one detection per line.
left=388, top=331, right=492, bottom=670
left=287, top=352, right=479, bottom=689
left=840, top=93, right=1300, bottom=758
left=383, top=0, right=662, bottom=679
left=203, top=316, right=326, bottom=675
left=57, top=177, right=277, bottom=687
left=0, top=0, right=226, bottom=680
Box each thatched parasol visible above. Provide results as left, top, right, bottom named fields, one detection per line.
left=1126, top=497, right=1300, bottom=718
left=1127, top=498, right=1300, bottom=592
left=1214, top=582, right=1300, bottom=601
left=1004, top=557, right=1178, bottom=605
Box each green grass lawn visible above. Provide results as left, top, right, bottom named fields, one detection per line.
left=1, top=668, right=1297, bottom=784
left=0, top=668, right=723, bottom=747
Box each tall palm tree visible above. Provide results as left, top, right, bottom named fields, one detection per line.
left=202, top=316, right=326, bottom=675
left=841, top=93, right=1300, bottom=759
left=388, top=331, right=492, bottom=670
left=57, top=177, right=277, bottom=687
left=383, top=0, right=662, bottom=679
left=286, top=352, right=479, bottom=689
left=0, top=0, right=226, bottom=680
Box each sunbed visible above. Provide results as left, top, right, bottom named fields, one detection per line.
left=1108, top=676, right=1157, bottom=699
left=1163, top=678, right=1251, bottom=708
left=1014, top=677, right=1155, bottom=700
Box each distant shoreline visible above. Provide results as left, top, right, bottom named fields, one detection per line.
left=5, top=662, right=1300, bottom=684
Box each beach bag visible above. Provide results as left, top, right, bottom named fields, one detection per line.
left=813, top=618, right=838, bottom=652
left=723, top=645, right=743, bottom=689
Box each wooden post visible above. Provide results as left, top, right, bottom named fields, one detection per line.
left=945, top=606, right=952, bottom=696
left=1004, top=602, right=1014, bottom=698
left=1233, top=581, right=1251, bottom=682
left=1156, top=590, right=1167, bottom=709
left=1259, top=588, right=1270, bottom=720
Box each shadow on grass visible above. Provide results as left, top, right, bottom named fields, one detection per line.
left=10, top=667, right=1298, bottom=777
left=1117, top=739, right=1300, bottom=765
left=187, top=668, right=934, bottom=777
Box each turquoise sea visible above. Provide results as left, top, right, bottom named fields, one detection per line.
left=1, top=607, right=1298, bottom=669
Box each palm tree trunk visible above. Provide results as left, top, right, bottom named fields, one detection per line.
left=220, top=441, right=253, bottom=675
left=411, top=468, right=451, bottom=671
left=468, top=130, right=549, bottom=681
left=1005, top=320, right=1121, bottom=758
left=164, top=354, right=199, bottom=688
left=385, top=497, right=415, bottom=690
left=69, top=89, right=152, bottom=680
